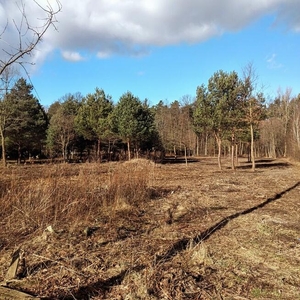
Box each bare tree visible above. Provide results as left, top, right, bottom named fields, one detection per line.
left=291, top=95, right=300, bottom=159
left=276, top=87, right=292, bottom=157
left=0, top=0, right=61, bottom=166
left=0, top=66, right=19, bottom=166
left=241, top=63, right=265, bottom=172
left=179, top=95, right=196, bottom=165
left=0, top=0, right=62, bottom=76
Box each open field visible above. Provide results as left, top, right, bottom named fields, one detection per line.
left=0, top=157, right=299, bottom=299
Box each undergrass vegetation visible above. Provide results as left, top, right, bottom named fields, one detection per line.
left=0, top=157, right=299, bottom=299
left=0, top=159, right=155, bottom=248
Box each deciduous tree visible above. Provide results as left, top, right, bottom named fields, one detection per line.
left=290, top=94, right=300, bottom=159
left=241, top=63, right=266, bottom=171
left=0, top=0, right=61, bottom=76
left=0, top=66, right=18, bottom=166
left=47, top=93, right=81, bottom=160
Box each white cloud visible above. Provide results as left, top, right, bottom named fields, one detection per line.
left=62, top=51, right=85, bottom=62
left=1, top=0, right=300, bottom=67
left=97, top=51, right=111, bottom=59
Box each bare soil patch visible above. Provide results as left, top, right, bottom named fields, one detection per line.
left=0, top=157, right=299, bottom=299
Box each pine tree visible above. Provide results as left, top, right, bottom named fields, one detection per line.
left=113, top=92, right=156, bottom=160
left=75, top=88, right=114, bottom=162
left=5, top=78, right=48, bottom=163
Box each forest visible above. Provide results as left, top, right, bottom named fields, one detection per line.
left=0, top=67, right=299, bottom=168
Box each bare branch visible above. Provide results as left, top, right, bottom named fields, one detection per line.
left=0, top=0, right=62, bottom=76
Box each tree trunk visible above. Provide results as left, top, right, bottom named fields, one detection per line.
left=231, top=132, right=235, bottom=170
left=214, top=133, right=222, bottom=170
left=284, top=138, right=287, bottom=158
left=61, top=135, right=66, bottom=161
left=271, top=134, right=276, bottom=158
left=108, top=139, right=111, bottom=162
left=250, top=123, right=255, bottom=171
left=235, top=143, right=239, bottom=167
left=0, top=129, right=6, bottom=167
left=204, top=132, right=208, bottom=156
left=17, top=144, right=21, bottom=164
left=127, top=139, right=131, bottom=161
left=97, top=138, right=101, bottom=163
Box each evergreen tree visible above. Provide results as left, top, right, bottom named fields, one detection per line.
left=5, top=78, right=48, bottom=163
left=192, top=85, right=211, bottom=156
left=75, top=88, right=114, bottom=162
left=113, top=92, right=156, bottom=160
left=192, top=71, right=242, bottom=169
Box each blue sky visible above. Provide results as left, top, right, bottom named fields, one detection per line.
left=1, top=0, right=300, bottom=107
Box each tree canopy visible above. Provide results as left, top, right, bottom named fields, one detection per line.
left=0, top=66, right=299, bottom=165
left=112, top=92, right=157, bottom=160
left=75, top=88, right=114, bottom=161
left=5, top=78, right=48, bottom=162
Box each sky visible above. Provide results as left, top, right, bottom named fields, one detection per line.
left=1, top=0, right=300, bottom=107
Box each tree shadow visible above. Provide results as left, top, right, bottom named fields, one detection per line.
left=253, top=159, right=276, bottom=163
left=50, top=265, right=146, bottom=300
left=50, top=181, right=300, bottom=299
left=237, top=160, right=290, bottom=170
left=155, top=181, right=300, bottom=262
left=162, top=156, right=200, bottom=164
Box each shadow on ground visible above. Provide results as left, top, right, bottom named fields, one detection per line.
left=156, top=180, right=300, bottom=262
left=51, top=180, right=300, bottom=300
left=237, top=159, right=290, bottom=170
left=162, top=156, right=200, bottom=164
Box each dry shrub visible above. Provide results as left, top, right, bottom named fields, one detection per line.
left=106, top=158, right=155, bottom=209
left=0, top=159, right=155, bottom=247
left=0, top=160, right=157, bottom=297
left=0, top=164, right=102, bottom=243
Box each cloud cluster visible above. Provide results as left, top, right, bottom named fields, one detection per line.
left=1, top=0, right=300, bottom=65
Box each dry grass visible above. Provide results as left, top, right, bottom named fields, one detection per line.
left=0, top=160, right=154, bottom=243
left=0, top=157, right=299, bottom=299
left=107, top=159, right=155, bottom=208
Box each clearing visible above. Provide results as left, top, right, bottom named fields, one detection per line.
left=0, top=157, right=299, bottom=299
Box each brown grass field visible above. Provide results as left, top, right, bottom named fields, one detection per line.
left=0, top=157, right=299, bottom=299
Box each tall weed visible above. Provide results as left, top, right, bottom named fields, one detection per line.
left=0, top=159, right=155, bottom=245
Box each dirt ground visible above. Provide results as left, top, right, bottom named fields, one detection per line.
left=0, top=157, right=299, bottom=299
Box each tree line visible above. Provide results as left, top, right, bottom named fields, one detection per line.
left=1, top=2, right=300, bottom=170
left=0, top=67, right=300, bottom=168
